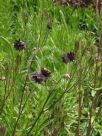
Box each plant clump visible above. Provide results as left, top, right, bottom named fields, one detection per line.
left=32, top=68, right=51, bottom=84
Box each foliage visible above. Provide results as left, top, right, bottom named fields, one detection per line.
left=0, top=0, right=102, bottom=136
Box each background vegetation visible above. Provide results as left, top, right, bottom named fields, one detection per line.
left=0, top=0, right=102, bottom=136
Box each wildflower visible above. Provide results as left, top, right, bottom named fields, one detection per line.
left=41, top=68, right=51, bottom=77
left=32, top=72, right=46, bottom=84
left=63, top=73, right=70, bottom=80
left=14, top=39, right=25, bottom=51
left=62, top=52, right=75, bottom=64
left=32, top=68, right=51, bottom=84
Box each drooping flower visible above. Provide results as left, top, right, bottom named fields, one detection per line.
left=62, top=52, right=75, bottom=64
left=14, top=39, right=25, bottom=51
left=41, top=68, right=51, bottom=77
left=32, top=68, right=51, bottom=84
left=32, top=72, right=46, bottom=84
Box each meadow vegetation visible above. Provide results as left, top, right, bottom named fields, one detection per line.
left=0, top=0, right=102, bottom=136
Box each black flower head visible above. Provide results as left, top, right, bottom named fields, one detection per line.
left=32, top=72, right=46, bottom=84
left=41, top=68, right=51, bottom=77
left=62, top=52, right=75, bottom=64
left=32, top=68, right=51, bottom=84
left=14, top=39, right=25, bottom=51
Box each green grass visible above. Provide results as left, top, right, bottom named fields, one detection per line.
left=0, top=0, right=102, bottom=136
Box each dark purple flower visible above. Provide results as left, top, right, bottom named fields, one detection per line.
left=41, top=68, right=51, bottom=77
left=62, top=52, right=75, bottom=64
left=32, top=68, right=51, bottom=84
left=14, top=39, right=25, bottom=51
left=32, top=72, right=46, bottom=84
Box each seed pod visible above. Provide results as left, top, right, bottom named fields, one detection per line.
left=0, top=76, right=6, bottom=81
left=63, top=73, right=70, bottom=80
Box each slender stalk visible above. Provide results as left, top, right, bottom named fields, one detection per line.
left=26, top=90, right=53, bottom=135
left=0, top=57, right=20, bottom=115
left=0, top=79, right=7, bottom=115
left=11, top=75, right=29, bottom=136
left=76, top=68, right=82, bottom=136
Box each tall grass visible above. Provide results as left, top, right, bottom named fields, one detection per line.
left=0, top=0, right=102, bottom=136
